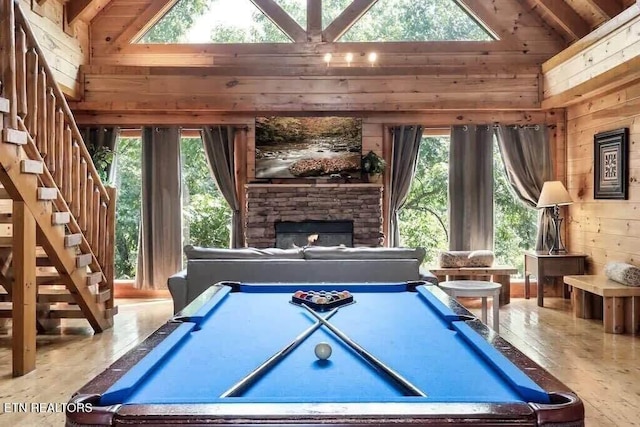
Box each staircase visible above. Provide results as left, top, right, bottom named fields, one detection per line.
left=0, top=0, right=116, bottom=376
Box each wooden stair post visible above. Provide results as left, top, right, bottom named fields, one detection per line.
left=12, top=201, right=36, bottom=376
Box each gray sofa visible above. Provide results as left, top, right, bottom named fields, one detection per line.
left=167, top=245, right=437, bottom=313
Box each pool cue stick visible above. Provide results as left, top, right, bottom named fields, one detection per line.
left=301, top=304, right=427, bottom=397
left=220, top=307, right=340, bottom=398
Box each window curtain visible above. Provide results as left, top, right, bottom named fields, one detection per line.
left=201, top=126, right=243, bottom=248
left=389, top=125, right=423, bottom=247
left=449, top=125, right=494, bottom=251
left=495, top=125, right=554, bottom=251
left=135, top=127, right=183, bottom=290
left=78, top=126, right=120, bottom=182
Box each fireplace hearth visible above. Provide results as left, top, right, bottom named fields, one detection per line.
left=275, top=220, right=353, bottom=249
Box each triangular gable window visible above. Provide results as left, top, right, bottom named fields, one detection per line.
left=140, top=0, right=493, bottom=44
left=338, top=0, right=494, bottom=41
left=140, top=0, right=292, bottom=44
left=276, top=0, right=307, bottom=29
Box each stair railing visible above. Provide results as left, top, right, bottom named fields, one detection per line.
left=1, top=0, right=115, bottom=303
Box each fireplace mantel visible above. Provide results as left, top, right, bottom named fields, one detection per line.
left=246, top=183, right=382, bottom=189
left=244, top=184, right=383, bottom=248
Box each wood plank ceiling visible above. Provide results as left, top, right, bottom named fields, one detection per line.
left=64, top=0, right=638, bottom=115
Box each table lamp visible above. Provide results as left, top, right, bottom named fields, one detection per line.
left=537, top=181, right=573, bottom=255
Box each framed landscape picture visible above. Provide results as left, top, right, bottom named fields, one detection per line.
left=254, top=116, right=362, bottom=179
left=594, top=128, right=629, bottom=200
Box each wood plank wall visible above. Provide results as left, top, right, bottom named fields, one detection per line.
left=19, top=0, right=88, bottom=99
left=566, top=80, right=640, bottom=274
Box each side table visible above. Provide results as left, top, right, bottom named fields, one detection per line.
left=523, top=251, right=587, bottom=307
left=427, top=266, right=517, bottom=306
left=439, top=280, right=502, bottom=332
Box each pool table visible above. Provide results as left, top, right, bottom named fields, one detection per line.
left=67, top=282, right=583, bottom=426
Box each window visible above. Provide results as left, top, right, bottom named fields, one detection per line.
left=399, top=132, right=537, bottom=275
left=399, top=135, right=450, bottom=265
left=493, top=138, right=537, bottom=275
left=181, top=136, right=231, bottom=248
left=140, top=0, right=291, bottom=43
left=338, top=0, right=493, bottom=42
left=113, top=137, right=142, bottom=280
left=112, top=133, right=231, bottom=280
left=140, top=0, right=493, bottom=44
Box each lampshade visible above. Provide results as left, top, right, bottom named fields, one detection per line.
left=537, top=181, right=572, bottom=208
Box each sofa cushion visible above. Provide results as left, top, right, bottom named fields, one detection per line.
left=184, top=245, right=304, bottom=260
left=303, top=246, right=426, bottom=264
left=604, top=262, right=640, bottom=286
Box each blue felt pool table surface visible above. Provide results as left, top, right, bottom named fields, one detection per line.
left=100, top=282, right=550, bottom=406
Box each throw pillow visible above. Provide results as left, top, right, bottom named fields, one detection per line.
left=604, top=262, right=640, bottom=286
left=467, top=250, right=495, bottom=267
left=438, top=251, right=471, bottom=268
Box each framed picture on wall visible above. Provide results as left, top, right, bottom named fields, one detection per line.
left=594, top=128, right=629, bottom=200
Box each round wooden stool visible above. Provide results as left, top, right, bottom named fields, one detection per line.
left=439, top=280, right=502, bottom=332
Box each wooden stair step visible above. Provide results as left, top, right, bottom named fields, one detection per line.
left=87, top=272, right=102, bottom=286
left=0, top=289, right=75, bottom=304
left=0, top=303, right=85, bottom=319
left=21, top=159, right=43, bottom=174
left=96, top=289, right=111, bottom=304
left=76, top=253, right=92, bottom=268
left=0, top=236, right=12, bottom=247
left=3, top=128, right=27, bottom=145
left=51, top=212, right=70, bottom=225
left=64, top=233, right=82, bottom=248
left=105, top=306, right=118, bottom=318
left=0, top=97, right=9, bottom=114
left=37, top=187, right=57, bottom=200
left=0, top=188, right=10, bottom=199
left=0, top=199, right=12, bottom=215
left=49, top=306, right=86, bottom=319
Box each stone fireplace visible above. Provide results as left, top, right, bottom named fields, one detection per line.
left=245, top=184, right=383, bottom=248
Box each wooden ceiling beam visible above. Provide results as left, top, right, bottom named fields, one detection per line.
left=108, top=0, right=177, bottom=51
left=456, top=0, right=517, bottom=47
left=250, top=0, right=307, bottom=42
left=530, top=0, right=590, bottom=40
left=66, top=0, right=92, bottom=26
left=307, top=0, right=322, bottom=42
left=323, top=0, right=378, bottom=43
left=584, top=0, right=624, bottom=19
left=113, top=40, right=516, bottom=56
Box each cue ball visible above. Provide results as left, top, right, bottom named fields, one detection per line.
left=314, top=342, right=332, bottom=360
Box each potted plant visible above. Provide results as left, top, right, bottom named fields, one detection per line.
left=361, top=151, right=386, bottom=183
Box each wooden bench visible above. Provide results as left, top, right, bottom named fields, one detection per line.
left=427, top=266, right=517, bottom=306
left=564, top=275, right=640, bottom=334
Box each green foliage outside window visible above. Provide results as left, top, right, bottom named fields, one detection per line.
left=399, top=137, right=450, bottom=265
left=113, top=138, right=142, bottom=279
left=181, top=137, right=231, bottom=248
left=492, top=141, right=538, bottom=274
